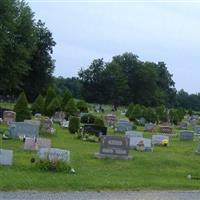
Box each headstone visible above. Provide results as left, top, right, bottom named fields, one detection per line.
left=3, top=111, right=16, bottom=124
left=180, top=131, right=194, bottom=141
left=144, top=123, right=156, bottom=132
left=137, top=117, right=146, bottom=125
left=129, top=137, right=153, bottom=152
left=83, top=124, right=107, bottom=137
left=195, top=125, right=200, bottom=134
left=0, top=108, right=10, bottom=119
left=152, top=135, right=169, bottom=145
left=41, top=117, right=55, bottom=134
left=9, top=122, right=39, bottom=138
left=0, top=149, right=13, bottom=166
left=53, top=111, right=65, bottom=123
left=95, top=136, right=132, bottom=160
left=61, top=120, right=69, bottom=128
left=105, top=114, right=117, bottom=126
left=116, top=120, right=132, bottom=133
left=178, top=122, right=188, bottom=130
left=38, top=148, right=70, bottom=163
left=34, top=113, right=42, bottom=118
left=24, top=137, right=51, bottom=150
left=24, top=120, right=41, bottom=126
left=159, top=125, right=172, bottom=134
left=125, top=131, right=143, bottom=138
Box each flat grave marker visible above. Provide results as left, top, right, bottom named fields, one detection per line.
left=129, top=137, right=153, bottom=152
left=180, top=131, right=194, bottom=141
left=125, top=131, right=143, bottom=138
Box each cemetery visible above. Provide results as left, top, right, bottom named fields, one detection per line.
left=0, top=98, right=200, bottom=191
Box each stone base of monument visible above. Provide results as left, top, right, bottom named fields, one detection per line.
left=95, top=153, right=133, bottom=160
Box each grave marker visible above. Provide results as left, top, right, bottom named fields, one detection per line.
left=129, top=137, right=153, bottom=152
left=180, top=131, right=194, bottom=141
left=152, top=135, right=169, bottom=145
left=24, top=138, right=51, bottom=150
left=95, top=136, right=132, bottom=160
left=125, top=131, right=143, bottom=138
left=0, top=149, right=13, bottom=166
left=3, top=111, right=16, bottom=124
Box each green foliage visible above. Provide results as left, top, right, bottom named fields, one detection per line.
left=31, top=95, right=45, bottom=114
left=169, top=109, right=179, bottom=125
left=77, top=100, right=88, bottom=113
left=156, top=105, right=168, bottom=123
left=81, top=114, right=96, bottom=124
left=14, top=92, right=31, bottom=121
left=188, top=109, right=193, bottom=116
left=94, top=116, right=105, bottom=126
left=126, top=103, right=134, bottom=118
left=65, top=98, right=77, bottom=117
left=46, top=97, right=61, bottom=116
left=45, top=87, right=57, bottom=113
left=129, top=104, right=144, bottom=121
left=69, top=116, right=80, bottom=134
left=143, top=107, right=157, bottom=123
left=61, top=89, right=72, bottom=109
left=35, top=159, right=71, bottom=172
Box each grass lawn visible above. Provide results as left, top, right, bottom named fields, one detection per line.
left=0, top=122, right=200, bottom=191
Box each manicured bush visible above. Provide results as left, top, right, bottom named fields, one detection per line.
left=94, top=116, right=105, bottom=126
left=31, top=94, right=45, bottom=115
left=14, top=92, right=31, bottom=121
left=77, top=100, right=88, bottom=113
left=61, top=89, right=72, bottom=109
left=81, top=114, right=96, bottom=124
left=46, top=97, right=61, bottom=116
left=69, top=116, right=80, bottom=134
left=45, top=87, right=57, bottom=113
left=65, top=98, right=77, bottom=117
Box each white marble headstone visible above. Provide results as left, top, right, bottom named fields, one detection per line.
left=0, top=149, right=13, bottom=166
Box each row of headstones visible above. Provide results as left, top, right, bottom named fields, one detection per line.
left=95, top=132, right=200, bottom=160
left=0, top=147, right=70, bottom=166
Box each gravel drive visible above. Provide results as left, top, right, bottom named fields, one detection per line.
left=1, top=191, right=200, bottom=200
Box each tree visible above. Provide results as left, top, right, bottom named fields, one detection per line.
left=46, top=97, right=61, bottom=116
left=0, top=0, right=36, bottom=94
left=69, top=116, right=80, bottom=134
left=61, top=89, right=72, bottom=109
left=31, top=94, right=45, bottom=115
left=44, top=87, right=57, bottom=113
left=76, top=100, right=88, bottom=113
left=22, top=20, right=56, bottom=101
left=156, top=105, right=168, bottom=123
left=14, top=92, right=31, bottom=121
left=65, top=98, right=77, bottom=118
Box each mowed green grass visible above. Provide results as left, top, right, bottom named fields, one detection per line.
left=0, top=123, right=200, bottom=191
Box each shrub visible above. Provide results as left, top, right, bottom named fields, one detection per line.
left=35, top=159, right=71, bottom=172
left=69, top=116, right=80, bottom=134
left=61, top=89, right=72, bottom=109
left=156, top=105, right=168, bottom=123
left=14, top=92, right=31, bottom=121
left=45, top=87, right=57, bottom=113
left=126, top=103, right=134, bottom=118
left=46, top=97, right=61, bottom=116
left=94, top=116, right=105, bottom=126
left=65, top=98, right=77, bottom=117
left=77, top=100, right=88, bottom=113
left=129, top=104, right=144, bottom=121
left=31, top=95, right=45, bottom=115
left=143, top=107, right=157, bottom=123
left=81, top=114, right=96, bottom=124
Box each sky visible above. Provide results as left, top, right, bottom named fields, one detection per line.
left=26, top=0, right=200, bottom=94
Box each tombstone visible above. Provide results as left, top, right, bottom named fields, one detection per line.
left=116, top=120, right=133, bottom=133
left=24, top=120, right=41, bottom=126
left=178, top=122, right=188, bottom=130
left=95, top=136, right=132, bottom=160
left=125, top=131, right=143, bottom=138
left=129, top=137, right=153, bottom=152
left=9, top=122, right=39, bottom=138
left=195, top=141, right=200, bottom=154
left=34, top=113, right=42, bottom=118
left=159, top=125, right=172, bottom=134
left=24, top=137, right=51, bottom=150
left=137, top=117, right=146, bottom=125
left=41, top=117, right=55, bottom=134
left=0, top=108, right=10, bottom=119
left=60, top=120, right=69, bottom=128
left=195, top=125, right=200, bottom=134
left=3, top=111, right=16, bottom=124
left=144, top=123, right=156, bottom=132
left=152, top=135, right=169, bottom=145
left=38, top=148, right=70, bottom=163
left=180, top=131, right=194, bottom=141
left=83, top=124, right=107, bottom=137
left=0, top=149, right=13, bottom=166
left=105, top=114, right=117, bottom=126
left=53, top=111, right=65, bottom=123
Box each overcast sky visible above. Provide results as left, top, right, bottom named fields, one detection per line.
left=26, top=0, right=200, bottom=94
